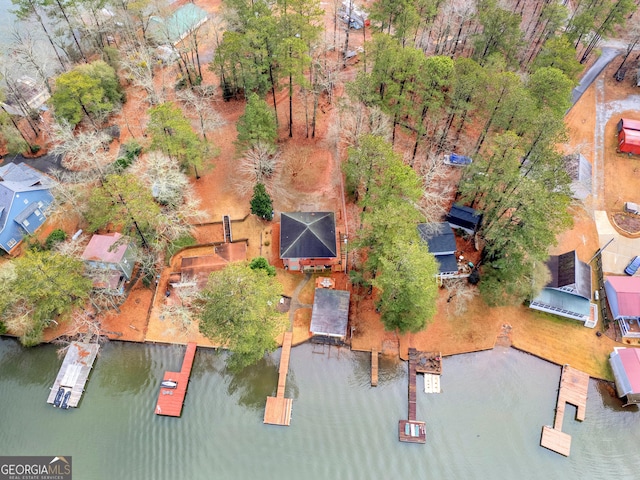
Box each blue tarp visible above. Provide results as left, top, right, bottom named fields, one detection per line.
left=446, top=154, right=473, bottom=165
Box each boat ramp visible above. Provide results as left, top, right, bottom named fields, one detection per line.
left=540, top=365, right=589, bottom=456
left=47, top=342, right=100, bottom=409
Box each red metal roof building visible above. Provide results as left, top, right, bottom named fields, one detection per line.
left=609, top=347, right=640, bottom=406
left=604, top=276, right=640, bottom=339
left=617, top=118, right=640, bottom=155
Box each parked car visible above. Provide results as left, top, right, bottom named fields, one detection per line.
left=624, top=256, right=640, bottom=275
left=444, top=153, right=473, bottom=166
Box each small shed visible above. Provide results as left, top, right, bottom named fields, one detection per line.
left=609, top=347, right=640, bottom=406
left=310, top=288, right=350, bottom=341
left=563, top=153, right=592, bottom=200
left=617, top=118, right=640, bottom=155
left=446, top=204, right=482, bottom=235
left=417, top=223, right=459, bottom=277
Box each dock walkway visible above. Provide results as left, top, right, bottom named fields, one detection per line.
left=371, top=350, right=378, bottom=387
left=398, top=348, right=426, bottom=443
left=155, top=342, right=197, bottom=417
left=47, top=342, right=100, bottom=408
left=264, top=332, right=293, bottom=426
left=540, top=365, right=589, bottom=456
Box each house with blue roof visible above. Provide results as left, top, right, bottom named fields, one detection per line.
left=0, top=162, right=55, bottom=254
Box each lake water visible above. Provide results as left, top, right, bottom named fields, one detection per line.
left=1, top=337, right=640, bottom=480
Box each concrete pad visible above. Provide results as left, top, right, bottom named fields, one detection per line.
left=595, top=211, right=640, bottom=274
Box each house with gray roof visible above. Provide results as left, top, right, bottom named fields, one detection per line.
left=0, top=162, right=54, bottom=254
left=310, top=288, right=350, bottom=342
left=280, top=212, right=337, bottom=271
left=417, top=223, right=459, bottom=278
left=529, top=250, right=596, bottom=327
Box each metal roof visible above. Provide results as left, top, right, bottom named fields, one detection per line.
left=81, top=233, right=129, bottom=264
left=605, top=276, right=640, bottom=318
left=610, top=348, right=640, bottom=396
left=310, top=288, right=350, bottom=337
left=280, top=212, right=337, bottom=259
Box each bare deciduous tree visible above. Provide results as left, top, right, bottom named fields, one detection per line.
left=443, top=278, right=478, bottom=316
left=231, top=142, right=291, bottom=203
left=160, top=275, right=202, bottom=336
left=416, top=152, right=454, bottom=222
left=176, top=86, right=225, bottom=140
left=337, top=97, right=391, bottom=148
left=120, top=46, right=165, bottom=106
left=49, top=123, right=114, bottom=176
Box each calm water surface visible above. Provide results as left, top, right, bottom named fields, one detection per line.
left=1, top=338, right=639, bottom=480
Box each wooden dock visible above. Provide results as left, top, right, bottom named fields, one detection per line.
left=371, top=350, right=379, bottom=387
left=398, top=348, right=426, bottom=443
left=47, top=342, right=100, bottom=409
left=540, top=365, right=589, bottom=456
left=264, top=332, right=293, bottom=426
left=155, top=342, right=197, bottom=417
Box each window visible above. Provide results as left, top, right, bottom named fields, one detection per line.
left=22, top=219, right=30, bottom=227
left=34, top=209, right=42, bottom=216
left=37, top=201, right=44, bottom=208
left=7, top=239, right=17, bottom=248
left=24, top=199, right=28, bottom=204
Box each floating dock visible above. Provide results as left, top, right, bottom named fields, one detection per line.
left=371, top=350, right=379, bottom=387
left=398, top=348, right=426, bottom=443
left=155, top=342, right=197, bottom=417
left=47, top=342, right=100, bottom=409
left=413, top=350, right=442, bottom=394
left=424, top=374, right=441, bottom=394
left=264, top=332, right=293, bottom=426
left=540, top=365, right=589, bottom=456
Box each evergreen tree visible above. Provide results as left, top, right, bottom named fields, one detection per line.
left=250, top=183, right=273, bottom=220
left=236, top=93, right=278, bottom=152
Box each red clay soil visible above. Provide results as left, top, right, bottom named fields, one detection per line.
left=29, top=2, right=636, bottom=379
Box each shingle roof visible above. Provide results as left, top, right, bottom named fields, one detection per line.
left=417, top=223, right=456, bottom=255
left=446, top=204, right=482, bottom=231
left=310, top=288, right=350, bottom=337
left=280, top=212, right=337, bottom=259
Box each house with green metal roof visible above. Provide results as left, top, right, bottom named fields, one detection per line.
left=149, top=4, right=209, bottom=46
